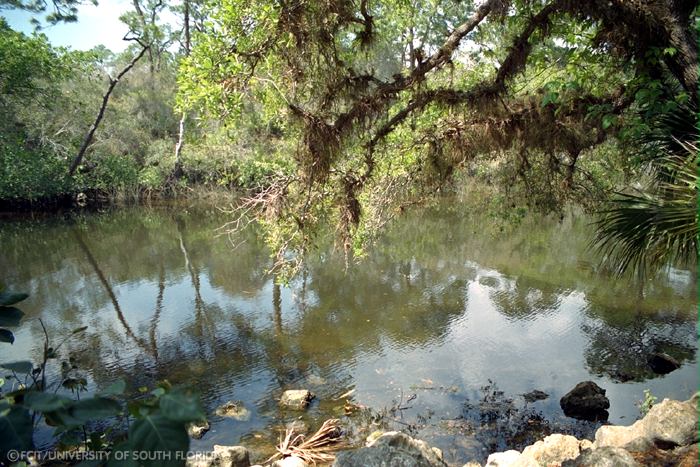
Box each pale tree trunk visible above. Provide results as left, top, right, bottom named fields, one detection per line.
left=171, top=0, right=191, bottom=182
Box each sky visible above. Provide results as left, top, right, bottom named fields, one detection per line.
left=2, top=0, right=179, bottom=52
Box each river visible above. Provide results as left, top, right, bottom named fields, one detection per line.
left=1, top=198, right=696, bottom=464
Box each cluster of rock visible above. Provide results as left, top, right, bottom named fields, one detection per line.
left=187, top=387, right=697, bottom=467
left=485, top=392, right=698, bottom=467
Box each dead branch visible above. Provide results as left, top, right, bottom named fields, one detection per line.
left=68, top=45, right=149, bottom=176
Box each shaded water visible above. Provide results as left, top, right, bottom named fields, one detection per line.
left=1, top=200, right=697, bottom=465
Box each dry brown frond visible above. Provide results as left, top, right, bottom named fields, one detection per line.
left=267, top=418, right=345, bottom=465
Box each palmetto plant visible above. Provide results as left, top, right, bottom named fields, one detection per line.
left=595, top=104, right=698, bottom=276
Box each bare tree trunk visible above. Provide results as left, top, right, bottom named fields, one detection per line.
left=171, top=0, right=191, bottom=182
left=68, top=46, right=149, bottom=176
left=172, top=114, right=186, bottom=180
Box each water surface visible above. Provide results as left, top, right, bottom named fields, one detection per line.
left=1, top=200, right=696, bottom=465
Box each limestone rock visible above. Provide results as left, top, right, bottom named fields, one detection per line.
left=519, top=434, right=581, bottom=465
left=366, top=430, right=385, bottom=446
left=215, top=401, right=252, bottom=421
left=562, top=446, right=639, bottom=467
left=272, top=456, right=308, bottom=467
left=595, top=394, right=698, bottom=449
left=594, top=423, right=643, bottom=448
left=280, top=390, right=314, bottom=410
left=560, top=381, right=610, bottom=421
left=485, top=450, right=523, bottom=466
left=187, top=420, right=210, bottom=439
left=333, top=431, right=447, bottom=466
left=284, top=419, right=309, bottom=435
left=578, top=439, right=594, bottom=451
left=642, top=397, right=698, bottom=447
left=213, top=446, right=251, bottom=467
left=186, top=445, right=251, bottom=467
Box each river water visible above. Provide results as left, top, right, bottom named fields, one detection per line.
left=1, top=199, right=696, bottom=464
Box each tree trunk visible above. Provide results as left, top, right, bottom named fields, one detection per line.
left=68, top=46, right=149, bottom=177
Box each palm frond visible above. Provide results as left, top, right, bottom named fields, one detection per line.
left=267, top=418, right=344, bottom=465
left=594, top=142, right=698, bottom=276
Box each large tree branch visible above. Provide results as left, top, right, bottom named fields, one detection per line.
left=68, top=46, right=149, bottom=176
left=333, top=0, right=498, bottom=134
left=366, top=0, right=567, bottom=155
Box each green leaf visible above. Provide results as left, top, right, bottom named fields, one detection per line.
left=0, top=307, right=24, bottom=327
left=119, top=415, right=189, bottom=466
left=100, top=379, right=126, bottom=396
left=0, top=402, right=33, bottom=452
left=159, top=389, right=205, bottom=423
left=70, top=397, right=122, bottom=423
left=1, top=361, right=33, bottom=374
left=0, top=329, right=15, bottom=344
left=72, top=326, right=88, bottom=334
left=602, top=114, right=616, bottom=129
left=0, top=292, right=28, bottom=307
left=23, top=392, right=74, bottom=412
left=541, top=91, right=559, bottom=107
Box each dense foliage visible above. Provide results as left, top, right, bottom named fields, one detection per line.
left=177, top=0, right=698, bottom=275
left=0, top=0, right=697, bottom=271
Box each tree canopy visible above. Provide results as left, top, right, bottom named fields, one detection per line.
left=178, top=0, right=698, bottom=274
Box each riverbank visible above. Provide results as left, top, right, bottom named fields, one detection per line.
left=0, top=185, right=241, bottom=213
left=189, top=393, right=698, bottom=466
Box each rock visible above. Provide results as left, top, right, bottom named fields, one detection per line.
left=187, top=420, right=210, bottom=439
left=333, top=431, right=447, bottom=466
left=560, top=381, right=610, bottom=421
left=272, top=456, right=308, bottom=467
left=562, top=446, right=639, bottom=467
left=462, top=463, right=482, bottom=467
left=595, top=424, right=642, bottom=449
left=187, top=445, right=250, bottom=467
left=215, top=401, right=252, bottom=421
left=595, top=394, right=698, bottom=449
left=284, top=419, right=309, bottom=434
left=622, top=436, right=655, bottom=453
left=522, top=390, right=549, bottom=403
left=485, top=450, right=523, bottom=466
left=579, top=439, right=594, bottom=451
left=519, top=434, right=581, bottom=465
left=280, top=390, right=314, bottom=410
left=647, top=352, right=680, bottom=374
left=306, top=374, right=326, bottom=386
left=214, top=446, right=251, bottom=467
left=642, top=396, right=698, bottom=447
left=365, top=430, right=385, bottom=446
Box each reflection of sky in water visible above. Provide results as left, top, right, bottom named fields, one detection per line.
left=1, top=203, right=696, bottom=462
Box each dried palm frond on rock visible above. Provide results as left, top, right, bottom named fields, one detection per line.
left=268, top=418, right=345, bottom=465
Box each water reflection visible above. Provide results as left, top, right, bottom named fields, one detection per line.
left=0, top=201, right=696, bottom=462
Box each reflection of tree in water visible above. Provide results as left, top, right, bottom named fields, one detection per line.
left=486, top=276, right=563, bottom=321
left=581, top=310, right=696, bottom=382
